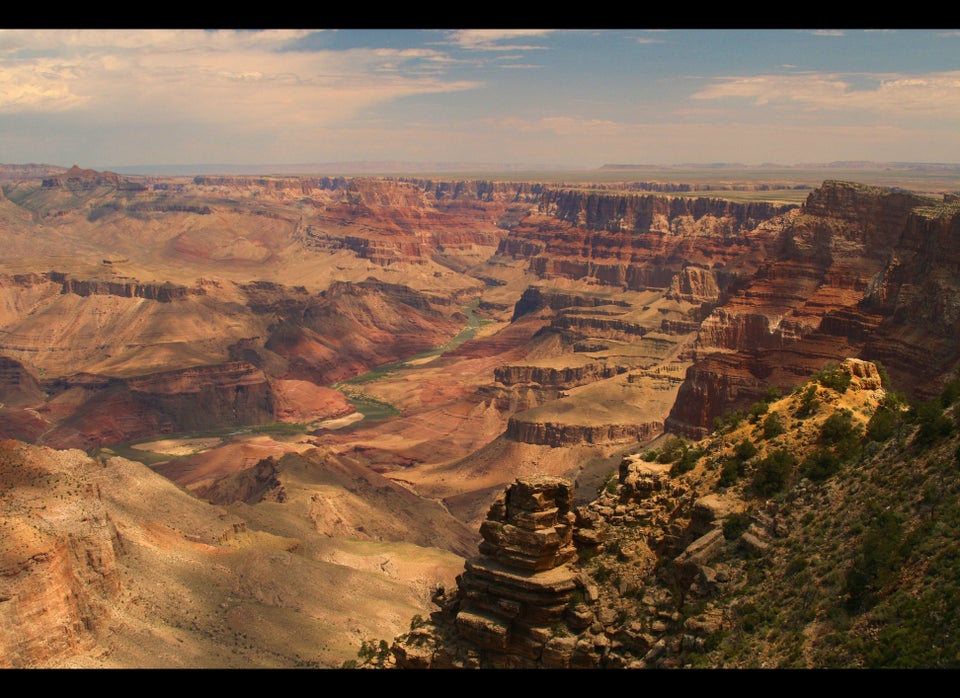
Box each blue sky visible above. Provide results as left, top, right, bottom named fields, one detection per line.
left=1, top=29, right=958, bottom=170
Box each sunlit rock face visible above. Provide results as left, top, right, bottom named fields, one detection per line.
left=663, top=183, right=960, bottom=435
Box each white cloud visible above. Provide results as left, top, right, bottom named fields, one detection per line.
left=445, top=30, right=554, bottom=51
left=0, top=30, right=478, bottom=128
left=0, top=29, right=314, bottom=55
left=0, top=58, right=90, bottom=111
left=690, top=71, right=960, bottom=117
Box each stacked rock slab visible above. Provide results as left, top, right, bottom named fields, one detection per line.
left=453, top=475, right=580, bottom=667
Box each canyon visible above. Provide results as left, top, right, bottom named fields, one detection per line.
left=1, top=163, right=959, bottom=667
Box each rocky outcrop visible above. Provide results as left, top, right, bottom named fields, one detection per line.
left=511, top=286, right=631, bottom=321
left=5, top=271, right=201, bottom=302
left=42, top=165, right=146, bottom=191
left=504, top=418, right=660, bottom=447
left=389, top=466, right=731, bottom=669
left=494, top=362, right=625, bottom=389
left=192, top=456, right=285, bottom=505
left=0, top=355, right=45, bottom=408
left=50, top=272, right=201, bottom=302
left=393, top=475, right=585, bottom=669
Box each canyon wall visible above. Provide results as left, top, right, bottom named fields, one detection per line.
left=666, top=182, right=960, bottom=435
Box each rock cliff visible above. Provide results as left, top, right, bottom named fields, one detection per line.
left=667, top=182, right=960, bottom=436
left=36, top=362, right=274, bottom=450
left=0, top=441, right=124, bottom=668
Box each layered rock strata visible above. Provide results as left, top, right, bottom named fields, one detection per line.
left=393, top=475, right=587, bottom=668
left=667, top=182, right=960, bottom=435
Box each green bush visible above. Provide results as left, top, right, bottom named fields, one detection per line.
left=913, top=400, right=954, bottom=448
left=735, top=439, right=758, bottom=461
left=940, top=378, right=960, bottom=408
left=750, top=448, right=797, bottom=497
left=762, top=412, right=785, bottom=440
left=845, top=508, right=904, bottom=613
left=718, top=439, right=757, bottom=486
left=748, top=400, right=769, bottom=424
left=866, top=407, right=898, bottom=442
left=814, top=363, right=852, bottom=393
left=670, top=446, right=704, bottom=476
left=718, top=458, right=740, bottom=486
left=795, top=384, right=819, bottom=419
left=723, top=511, right=753, bottom=540
left=655, top=435, right=687, bottom=464
left=873, top=360, right=892, bottom=389
left=713, top=409, right=744, bottom=434
left=800, top=448, right=842, bottom=481
left=785, top=555, right=810, bottom=577
left=820, top=410, right=857, bottom=444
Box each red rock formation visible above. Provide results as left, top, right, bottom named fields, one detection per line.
left=393, top=475, right=582, bottom=668
left=667, top=182, right=960, bottom=436
left=39, top=362, right=274, bottom=450
left=504, top=418, right=660, bottom=447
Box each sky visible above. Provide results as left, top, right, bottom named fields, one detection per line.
left=1, top=28, right=959, bottom=172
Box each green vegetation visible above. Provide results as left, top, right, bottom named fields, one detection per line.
left=761, top=412, right=785, bottom=440
left=844, top=505, right=905, bottom=613
left=749, top=448, right=797, bottom=497
left=699, top=365, right=960, bottom=668
left=794, top=384, right=820, bottom=419
left=719, top=439, right=757, bottom=487
left=344, top=638, right=392, bottom=669
left=812, top=363, right=852, bottom=394
left=713, top=409, right=745, bottom=434
left=723, top=511, right=753, bottom=540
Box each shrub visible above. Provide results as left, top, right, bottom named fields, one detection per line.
left=940, top=378, right=960, bottom=408
left=820, top=410, right=857, bottom=444
left=718, top=459, right=740, bottom=486
left=670, top=446, right=704, bottom=476
left=719, top=439, right=757, bottom=486
left=795, top=384, right=819, bottom=419
left=762, top=412, right=785, bottom=440
left=713, top=409, right=744, bottom=434
left=814, top=363, right=852, bottom=393
left=913, top=400, right=954, bottom=448
left=785, top=555, right=810, bottom=577
left=748, top=400, right=769, bottom=424
left=655, top=435, right=687, bottom=464
left=750, top=448, right=797, bottom=497
left=845, top=507, right=904, bottom=613
left=800, top=448, right=842, bottom=481
left=723, top=511, right=753, bottom=540
left=735, top=438, right=758, bottom=461
left=866, top=407, right=898, bottom=442
left=873, top=360, right=892, bottom=389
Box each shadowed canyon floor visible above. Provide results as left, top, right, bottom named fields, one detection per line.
left=2, top=164, right=960, bottom=667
